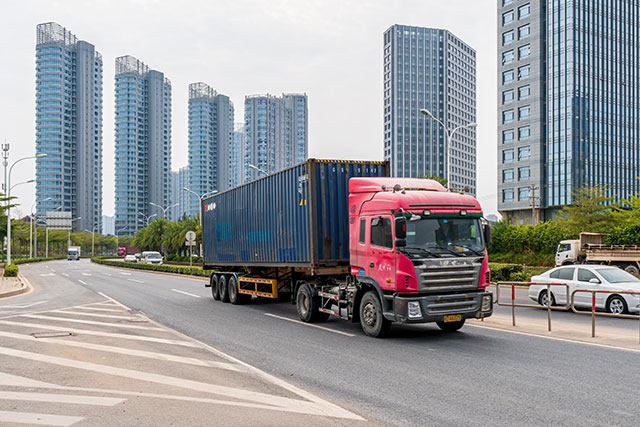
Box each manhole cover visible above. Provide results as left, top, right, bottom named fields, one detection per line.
left=32, top=331, right=74, bottom=338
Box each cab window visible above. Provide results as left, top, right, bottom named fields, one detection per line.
left=359, top=219, right=366, bottom=244
left=371, top=217, right=393, bottom=249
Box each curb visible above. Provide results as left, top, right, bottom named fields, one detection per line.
left=0, top=275, right=30, bottom=300
left=92, top=261, right=209, bottom=282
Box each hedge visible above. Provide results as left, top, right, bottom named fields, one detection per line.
left=488, top=262, right=550, bottom=283
left=3, top=264, right=18, bottom=277
left=91, top=257, right=212, bottom=277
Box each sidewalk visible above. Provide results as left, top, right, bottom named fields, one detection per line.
left=0, top=274, right=27, bottom=299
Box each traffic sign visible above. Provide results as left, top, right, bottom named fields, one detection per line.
left=185, top=241, right=196, bottom=246
left=185, top=230, right=196, bottom=242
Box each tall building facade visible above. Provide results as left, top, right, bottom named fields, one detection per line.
left=170, top=166, right=189, bottom=221
left=231, top=122, right=246, bottom=187
left=187, top=82, right=234, bottom=216
left=244, top=93, right=308, bottom=182
left=498, top=0, right=640, bottom=224
left=114, top=55, right=172, bottom=235
left=383, top=24, right=477, bottom=194
left=35, top=22, right=103, bottom=232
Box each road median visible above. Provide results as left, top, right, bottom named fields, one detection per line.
left=91, top=257, right=210, bottom=280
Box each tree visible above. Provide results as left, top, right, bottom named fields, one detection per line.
left=423, top=173, right=448, bottom=188
left=556, top=185, right=617, bottom=234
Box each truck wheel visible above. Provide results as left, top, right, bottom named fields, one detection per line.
left=219, top=275, right=230, bottom=303
left=211, top=274, right=221, bottom=301
left=296, top=284, right=329, bottom=323
left=436, top=319, right=466, bottom=332
left=228, top=276, right=250, bottom=305
left=624, top=265, right=640, bottom=278
left=359, top=291, right=391, bottom=338
left=606, top=295, right=627, bottom=314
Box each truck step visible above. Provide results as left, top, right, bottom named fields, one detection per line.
left=319, top=308, right=339, bottom=315
left=319, top=292, right=339, bottom=300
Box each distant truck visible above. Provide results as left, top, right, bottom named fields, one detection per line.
left=556, top=232, right=640, bottom=276
left=116, top=246, right=139, bottom=256
left=201, top=159, right=493, bottom=337
left=67, top=246, right=81, bottom=261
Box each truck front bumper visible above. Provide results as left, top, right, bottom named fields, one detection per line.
left=388, top=291, right=493, bottom=323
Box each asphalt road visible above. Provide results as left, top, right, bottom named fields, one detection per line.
left=6, top=259, right=640, bottom=426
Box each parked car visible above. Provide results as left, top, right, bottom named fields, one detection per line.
left=141, top=251, right=163, bottom=265
left=123, top=254, right=137, bottom=263
left=528, top=265, right=640, bottom=314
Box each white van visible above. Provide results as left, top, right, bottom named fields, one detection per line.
left=141, top=251, right=163, bottom=265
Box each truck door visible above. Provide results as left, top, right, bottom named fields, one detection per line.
left=367, top=216, right=396, bottom=291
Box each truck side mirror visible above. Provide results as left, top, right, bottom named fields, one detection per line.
left=395, top=216, right=406, bottom=239
left=483, top=224, right=492, bottom=245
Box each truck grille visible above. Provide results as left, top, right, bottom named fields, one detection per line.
left=415, top=257, right=482, bottom=293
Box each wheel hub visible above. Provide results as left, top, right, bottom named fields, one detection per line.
left=610, top=299, right=624, bottom=314
left=363, top=302, right=376, bottom=326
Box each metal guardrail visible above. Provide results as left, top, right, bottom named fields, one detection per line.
left=493, top=281, right=569, bottom=331
left=570, top=289, right=640, bottom=342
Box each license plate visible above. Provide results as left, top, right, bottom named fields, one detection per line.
left=443, top=314, right=462, bottom=323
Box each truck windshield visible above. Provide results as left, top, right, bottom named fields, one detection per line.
left=404, top=217, right=484, bottom=256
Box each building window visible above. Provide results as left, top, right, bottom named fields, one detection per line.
left=518, top=105, right=531, bottom=119
left=503, top=70, right=514, bottom=84
left=502, top=30, right=514, bottom=45
left=503, top=149, right=515, bottom=163
left=503, top=89, right=515, bottom=104
left=503, top=110, right=515, bottom=124
left=518, top=65, right=530, bottom=80
left=518, top=126, right=531, bottom=140
left=519, top=187, right=530, bottom=201
left=502, top=50, right=515, bottom=65
left=518, top=44, right=531, bottom=59
left=519, top=24, right=531, bottom=39
left=519, top=85, right=531, bottom=99
left=503, top=0, right=514, bottom=5
left=503, top=188, right=515, bottom=202
left=503, top=129, right=515, bottom=143
left=518, top=146, right=531, bottom=160
left=503, top=169, right=514, bottom=183
left=503, top=10, right=515, bottom=25
left=519, top=3, right=531, bottom=19
left=519, top=166, right=531, bottom=180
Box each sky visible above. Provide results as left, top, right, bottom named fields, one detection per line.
left=0, top=0, right=498, bottom=219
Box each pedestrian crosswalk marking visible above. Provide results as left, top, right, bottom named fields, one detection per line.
left=20, top=314, right=165, bottom=331
left=53, top=310, right=146, bottom=320
left=0, top=391, right=125, bottom=406
left=0, top=410, right=83, bottom=426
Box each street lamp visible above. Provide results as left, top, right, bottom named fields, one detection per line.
left=10, top=179, right=35, bottom=192
left=45, top=205, right=62, bottom=258
left=138, top=212, right=157, bottom=226
left=30, top=197, right=52, bottom=259
left=248, top=164, right=268, bottom=176
left=149, top=202, right=178, bottom=219
left=420, top=109, right=477, bottom=191
left=84, top=225, right=97, bottom=257
left=183, top=188, right=218, bottom=257
left=68, top=217, right=82, bottom=248
left=116, top=227, right=129, bottom=248
left=2, top=145, right=47, bottom=265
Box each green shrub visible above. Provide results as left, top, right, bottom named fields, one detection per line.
left=3, top=264, right=18, bottom=277
left=488, top=263, right=523, bottom=282
left=509, top=271, right=530, bottom=282
left=91, top=257, right=212, bottom=277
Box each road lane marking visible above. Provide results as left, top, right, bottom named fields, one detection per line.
left=0, top=391, right=125, bottom=406
left=101, top=272, right=112, bottom=276
left=128, top=279, right=144, bottom=284
left=0, top=346, right=364, bottom=419
left=0, top=411, right=83, bottom=426
left=0, top=301, right=48, bottom=309
left=50, top=269, right=56, bottom=272
left=0, top=320, right=199, bottom=348
left=20, top=314, right=164, bottom=331
left=54, top=310, right=145, bottom=320
left=68, top=306, right=126, bottom=313
left=40, top=273, right=55, bottom=277
left=119, top=272, right=132, bottom=276
left=264, top=313, right=356, bottom=337
left=78, top=280, right=87, bottom=285
left=0, top=331, right=245, bottom=371
left=81, top=273, right=91, bottom=276
left=171, top=289, right=201, bottom=298
left=62, top=273, right=69, bottom=277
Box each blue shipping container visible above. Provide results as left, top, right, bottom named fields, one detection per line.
left=202, top=159, right=388, bottom=269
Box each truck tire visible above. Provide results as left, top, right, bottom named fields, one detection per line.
left=359, top=291, right=391, bottom=338
left=211, top=274, right=221, bottom=301
left=228, top=276, right=250, bottom=305
left=436, top=319, right=465, bottom=332
left=624, top=265, right=640, bottom=278
left=219, top=274, right=230, bottom=303
left=296, top=283, right=329, bottom=323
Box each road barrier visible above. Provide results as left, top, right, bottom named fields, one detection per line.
left=570, top=289, right=640, bottom=342
left=493, top=281, right=570, bottom=331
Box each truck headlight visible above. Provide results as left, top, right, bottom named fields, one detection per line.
left=481, top=295, right=492, bottom=312
left=408, top=301, right=422, bottom=319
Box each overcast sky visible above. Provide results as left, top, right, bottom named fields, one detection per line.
left=0, top=0, right=498, bottom=219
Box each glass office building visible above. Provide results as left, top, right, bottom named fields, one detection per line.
left=498, top=0, right=640, bottom=223
left=114, top=55, right=172, bottom=235
left=383, top=24, right=477, bottom=194
left=35, top=23, right=103, bottom=232
left=170, top=166, right=189, bottom=221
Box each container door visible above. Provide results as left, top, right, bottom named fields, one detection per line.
left=366, top=216, right=396, bottom=291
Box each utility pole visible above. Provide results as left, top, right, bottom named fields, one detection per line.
left=529, top=184, right=541, bottom=225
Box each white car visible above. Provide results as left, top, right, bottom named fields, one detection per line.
left=141, top=251, right=163, bottom=265
left=123, top=254, right=137, bottom=263
left=528, top=265, right=640, bottom=314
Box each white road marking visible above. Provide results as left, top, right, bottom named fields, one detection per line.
left=0, top=331, right=244, bottom=371
left=0, top=320, right=199, bottom=347
left=20, top=314, right=164, bottom=331
left=119, top=272, right=132, bottom=276
left=128, top=278, right=144, bottom=283
left=54, top=310, right=144, bottom=320
left=50, top=269, right=56, bottom=272
left=171, top=289, right=200, bottom=298
left=101, top=272, right=112, bottom=276
left=0, top=391, right=125, bottom=406
left=264, top=313, right=356, bottom=337
left=0, top=301, right=48, bottom=309
left=39, top=273, right=55, bottom=277
left=0, top=346, right=363, bottom=419
left=0, top=410, right=83, bottom=426
left=62, top=273, right=69, bottom=277
left=78, top=280, right=87, bottom=285
left=65, top=306, right=125, bottom=313
left=81, top=273, right=91, bottom=276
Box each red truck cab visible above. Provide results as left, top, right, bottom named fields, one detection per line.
left=347, top=177, right=493, bottom=332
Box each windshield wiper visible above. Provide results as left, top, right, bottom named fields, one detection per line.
left=455, top=244, right=484, bottom=256
left=429, top=244, right=461, bottom=256
left=403, top=247, right=441, bottom=258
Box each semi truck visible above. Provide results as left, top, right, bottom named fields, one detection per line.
left=202, top=159, right=493, bottom=337
left=556, top=232, right=640, bottom=276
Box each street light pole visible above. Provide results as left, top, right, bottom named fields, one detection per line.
left=84, top=226, right=96, bottom=257
left=138, top=212, right=157, bottom=226
left=149, top=202, right=178, bottom=219
left=420, top=109, right=476, bottom=191
left=248, top=164, right=268, bottom=177
left=68, top=217, right=82, bottom=248
left=45, top=205, right=62, bottom=258
left=183, top=188, right=217, bottom=257
left=30, top=197, right=52, bottom=259
left=116, top=227, right=129, bottom=249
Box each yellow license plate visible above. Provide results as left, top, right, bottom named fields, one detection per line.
left=443, top=314, right=462, bottom=323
